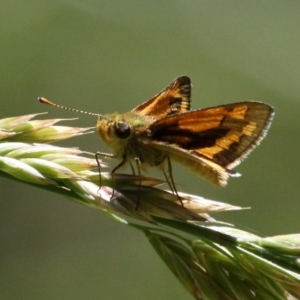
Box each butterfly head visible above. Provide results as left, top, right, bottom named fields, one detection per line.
left=96, top=113, right=135, bottom=157
left=96, top=112, right=153, bottom=158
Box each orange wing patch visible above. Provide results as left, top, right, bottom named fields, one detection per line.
left=132, top=76, right=191, bottom=118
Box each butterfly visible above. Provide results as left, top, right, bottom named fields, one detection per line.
left=39, top=76, right=274, bottom=188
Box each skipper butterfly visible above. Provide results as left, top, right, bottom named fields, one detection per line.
left=39, top=76, right=274, bottom=187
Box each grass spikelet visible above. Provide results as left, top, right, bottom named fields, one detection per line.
left=1, top=113, right=299, bottom=300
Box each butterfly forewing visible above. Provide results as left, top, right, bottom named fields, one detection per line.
left=142, top=101, right=274, bottom=185
left=132, top=76, right=191, bottom=118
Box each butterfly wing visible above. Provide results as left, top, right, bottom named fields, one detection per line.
left=141, top=101, right=274, bottom=186
left=132, top=76, right=191, bottom=118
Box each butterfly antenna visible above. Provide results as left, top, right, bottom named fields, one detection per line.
left=38, top=97, right=102, bottom=117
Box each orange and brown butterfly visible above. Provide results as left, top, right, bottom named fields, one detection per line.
left=39, top=76, right=274, bottom=187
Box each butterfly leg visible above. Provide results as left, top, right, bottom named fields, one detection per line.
left=95, top=151, right=115, bottom=187
left=95, top=151, right=118, bottom=199
left=129, top=161, right=136, bottom=175
left=134, top=157, right=142, bottom=209
left=107, top=155, right=128, bottom=199
left=162, top=156, right=183, bottom=206
left=111, top=156, right=127, bottom=173
left=111, top=155, right=142, bottom=209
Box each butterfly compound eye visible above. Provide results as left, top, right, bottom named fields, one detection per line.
left=114, top=122, right=131, bottom=139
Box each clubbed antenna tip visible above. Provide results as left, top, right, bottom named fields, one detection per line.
left=38, top=97, right=102, bottom=117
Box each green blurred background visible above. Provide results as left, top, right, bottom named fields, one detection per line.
left=1, top=2, right=300, bottom=299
